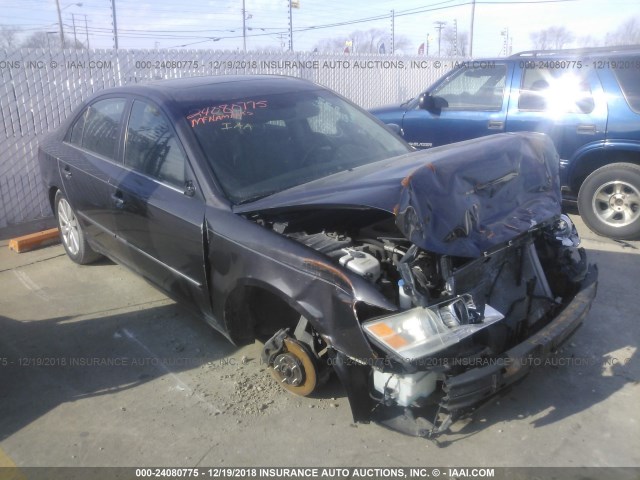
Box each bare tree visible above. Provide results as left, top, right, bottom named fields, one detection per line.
left=604, top=17, right=640, bottom=46
left=441, top=26, right=469, bottom=56
left=22, top=31, right=84, bottom=49
left=314, top=36, right=348, bottom=53
left=0, top=26, right=20, bottom=50
left=576, top=35, right=602, bottom=48
left=21, top=32, right=51, bottom=48
left=313, top=28, right=410, bottom=54
left=530, top=26, right=575, bottom=50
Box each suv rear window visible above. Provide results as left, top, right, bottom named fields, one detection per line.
left=612, top=58, right=640, bottom=113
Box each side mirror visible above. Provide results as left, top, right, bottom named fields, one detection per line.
left=419, top=93, right=448, bottom=112
left=419, top=93, right=434, bottom=111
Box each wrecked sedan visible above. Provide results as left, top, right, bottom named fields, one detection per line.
left=39, top=75, right=597, bottom=437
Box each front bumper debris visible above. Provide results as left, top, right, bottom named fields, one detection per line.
left=441, top=264, right=598, bottom=411
left=335, top=264, right=598, bottom=437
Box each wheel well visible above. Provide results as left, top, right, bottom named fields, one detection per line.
left=570, top=150, right=640, bottom=194
left=224, top=285, right=301, bottom=346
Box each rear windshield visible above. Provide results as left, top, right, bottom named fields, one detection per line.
left=183, top=89, right=410, bottom=204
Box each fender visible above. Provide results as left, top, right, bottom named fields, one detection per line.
left=565, top=139, right=640, bottom=187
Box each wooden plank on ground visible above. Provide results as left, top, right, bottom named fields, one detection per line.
left=8, top=228, right=60, bottom=253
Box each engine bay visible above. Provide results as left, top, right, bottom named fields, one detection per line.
left=250, top=208, right=587, bottom=362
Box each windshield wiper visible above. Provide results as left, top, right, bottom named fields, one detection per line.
left=236, top=190, right=282, bottom=205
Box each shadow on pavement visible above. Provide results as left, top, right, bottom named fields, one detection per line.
left=0, top=304, right=236, bottom=442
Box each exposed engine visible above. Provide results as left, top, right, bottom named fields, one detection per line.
left=285, top=217, right=413, bottom=304
left=283, top=213, right=584, bottom=305
left=252, top=209, right=587, bottom=364
left=253, top=209, right=589, bottom=436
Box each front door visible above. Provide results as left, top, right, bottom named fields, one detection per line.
left=401, top=63, right=512, bottom=148
left=112, top=99, right=210, bottom=315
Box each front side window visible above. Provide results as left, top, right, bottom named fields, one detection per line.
left=518, top=67, right=595, bottom=114
left=124, top=100, right=186, bottom=187
left=430, top=65, right=507, bottom=110
left=80, top=98, right=126, bottom=160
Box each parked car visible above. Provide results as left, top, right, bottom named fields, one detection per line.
left=39, top=75, right=597, bottom=437
left=370, top=46, right=640, bottom=240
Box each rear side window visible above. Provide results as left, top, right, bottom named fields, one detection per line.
left=79, top=98, right=126, bottom=159
left=431, top=65, right=507, bottom=111
left=124, top=100, right=186, bottom=187
left=518, top=67, right=594, bottom=114
left=612, top=60, right=640, bottom=113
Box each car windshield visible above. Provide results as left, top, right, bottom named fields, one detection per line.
left=183, top=89, right=410, bottom=204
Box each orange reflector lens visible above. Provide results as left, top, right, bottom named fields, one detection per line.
left=367, top=322, right=395, bottom=337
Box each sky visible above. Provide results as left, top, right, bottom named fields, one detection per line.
left=2, top=0, right=640, bottom=56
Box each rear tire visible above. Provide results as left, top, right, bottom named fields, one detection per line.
left=577, top=163, right=640, bottom=240
left=55, top=190, right=102, bottom=264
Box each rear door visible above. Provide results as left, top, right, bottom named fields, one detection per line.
left=401, top=62, right=512, bottom=148
left=505, top=63, right=607, bottom=164
left=111, top=98, right=210, bottom=315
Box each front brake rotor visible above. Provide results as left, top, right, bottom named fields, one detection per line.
left=269, top=337, right=317, bottom=396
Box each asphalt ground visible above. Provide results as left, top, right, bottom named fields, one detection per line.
left=0, top=214, right=638, bottom=468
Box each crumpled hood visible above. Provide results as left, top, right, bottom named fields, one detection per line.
left=235, top=132, right=562, bottom=258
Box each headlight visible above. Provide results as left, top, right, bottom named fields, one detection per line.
left=363, top=296, right=504, bottom=360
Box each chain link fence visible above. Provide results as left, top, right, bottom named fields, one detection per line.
left=0, top=48, right=463, bottom=229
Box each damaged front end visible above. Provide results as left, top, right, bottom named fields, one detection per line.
left=243, top=133, right=597, bottom=437
left=357, top=214, right=596, bottom=437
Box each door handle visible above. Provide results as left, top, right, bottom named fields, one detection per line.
left=111, top=191, right=125, bottom=209
left=487, top=120, right=504, bottom=130
left=63, top=164, right=72, bottom=179
left=576, top=124, right=597, bottom=135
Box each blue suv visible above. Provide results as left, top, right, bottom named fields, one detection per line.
left=371, top=47, right=640, bottom=240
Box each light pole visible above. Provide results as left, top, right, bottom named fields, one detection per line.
left=83, top=14, right=89, bottom=49
left=288, top=0, right=293, bottom=51
left=501, top=28, right=509, bottom=56
left=288, top=0, right=299, bottom=52
left=242, top=2, right=252, bottom=52
left=54, top=2, right=82, bottom=48
left=434, top=21, right=446, bottom=57
left=242, top=0, right=246, bottom=52
left=469, top=0, right=476, bottom=57
left=71, top=13, right=78, bottom=47
left=390, top=9, right=395, bottom=54
left=453, top=19, right=458, bottom=56
left=110, top=0, right=118, bottom=50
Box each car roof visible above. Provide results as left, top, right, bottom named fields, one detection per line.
left=91, top=74, right=320, bottom=106
left=457, top=45, right=640, bottom=63
left=510, top=45, right=640, bottom=59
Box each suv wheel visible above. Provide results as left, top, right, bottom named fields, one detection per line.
left=578, top=162, right=640, bottom=240
left=55, top=190, right=102, bottom=264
